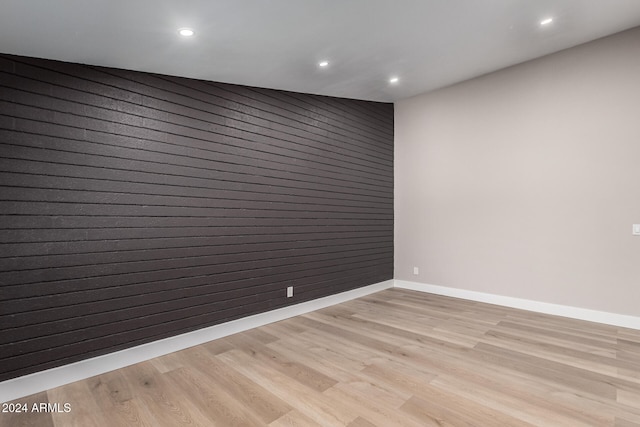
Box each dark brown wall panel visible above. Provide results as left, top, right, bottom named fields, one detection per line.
left=0, top=54, right=394, bottom=381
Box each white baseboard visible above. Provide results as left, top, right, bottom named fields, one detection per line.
left=0, top=280, right=394, bottom=403
left=394, top=279, right=640, bottom=330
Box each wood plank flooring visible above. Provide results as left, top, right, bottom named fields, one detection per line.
left=2, top=289, right=640, bottom=426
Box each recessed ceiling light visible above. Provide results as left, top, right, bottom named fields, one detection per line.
left=318, top=61, right=329, bottom=68
left=389, top=77, right=399, bottom=84
left=540, top=18, right=553, bottom=26
left=178, top=28, right=195, bottom=37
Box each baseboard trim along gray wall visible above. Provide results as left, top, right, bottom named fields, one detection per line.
left=395, top=280, right=640, bottom=330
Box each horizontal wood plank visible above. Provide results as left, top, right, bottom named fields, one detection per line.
left=0, top=53, right=394, bottom=382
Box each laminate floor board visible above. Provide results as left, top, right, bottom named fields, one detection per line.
left=508, top=315, right=620, bottom=337
left=164, top=365, right=266, bottom=426
left=264, top=333, right=366, bottom=384
left=0, top=392, right=54, bottom=427
left=428, top=372, right=606, bottom=427
left=382, top=293, right=505, bottom=322
left=357, top=296, right=491, bottom=325
left=2, top=288, right=640, bottom=426
left=216, top=349, right=357, bottom=426
left=359, top=300, right=503, bottom=338
left=342, top=298, right=492, bottom=337
left=345, top=417, right=377, bottom=427
left=480, top=330, right=624, bottom=376
left=173, top=347, right=292, bottom=424
left=615, top=418, right=640, bottom=427
left=221, top=334, right=339, bottom=394
left=322, top=382, right=426, bottom=427
left=117, top=361, right=215, bottom=427
left=304, top=309, right=442, bottom=347
left=497, top=319, right=617, bottom=349
left=288, top=328, right=393, bottom=375
left=359, top=312, right=486, bottom=349
left=336, top=300, right=449, bottom=329
left=489, top=321, right=619, bottom=358
left=87, top=369, right=153, bottom=427
left=47, top=378, right=113, bottom=427
left=270, top=409, right=323, bottom=427
left=620, top=329, right=640, bottom=340
left=311, top=308, right=481, bottom=352
left=619, top=338, right=640, bottom=353
left=148, top=351, right=185, bottom=374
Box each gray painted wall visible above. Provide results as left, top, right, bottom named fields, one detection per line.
left=395, top=27, right=640, bottom=316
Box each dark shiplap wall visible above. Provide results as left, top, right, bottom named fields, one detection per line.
left=0, top=54, right=394, bottom=382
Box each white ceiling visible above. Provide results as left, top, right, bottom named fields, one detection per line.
left=1, top=0, right=640, bottom=102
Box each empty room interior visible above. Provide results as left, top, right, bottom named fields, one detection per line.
left=1, top=1, right=640, bottom=426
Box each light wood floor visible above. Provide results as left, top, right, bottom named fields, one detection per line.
left=3, top=289, right=640, bottom=426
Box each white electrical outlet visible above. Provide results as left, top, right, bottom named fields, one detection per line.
left=413, top=267, right=419, bottom=275
left=286, top=286, right=294, bottom=298
left=633, top=224, right=640, bottom=236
